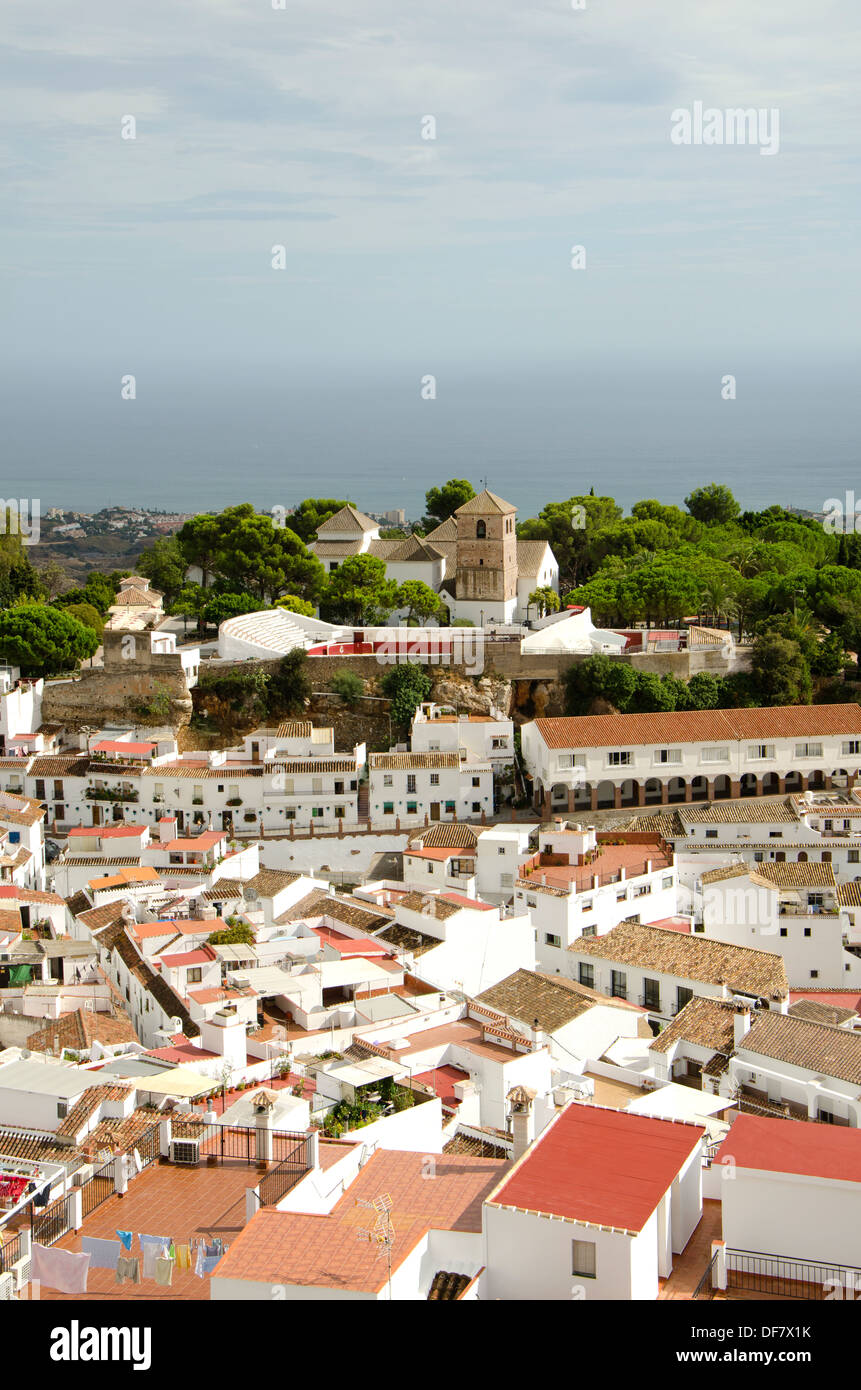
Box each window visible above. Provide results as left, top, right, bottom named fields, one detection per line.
left=748, top=744, right=775, bottom=761
left=498, top=846, right=507, bottom=855
left=581, top=899, right=593, bottom=911
left=334, top=806, right=345, bottom=818
left=383, top=802, right=394, bottom=815
left=57, top=1101, right=69, bottom=1119
left=811, top=970, right=819, bottom=979
left=472, top=802, right=481, bottom=813
left=616, top=889, right=627, bottom=902
left=654, top=749, right=681, bottom=765
left=383, top=775, right=393, bottom=787
left=476, top=520, right=486, bottom=539
left=188, top=967, right=202, bottom=984
left=445, top=801, right=455, bottom=814
left=607, top=751, right=632, bottom=767
left=572, top=1240, right=596, bottom=1279
left=844, top=741, right=861, bottom=756
left=705, top=830, right=718, bottom=839
left=312, top=807, right=324, bottom=818
left=701, top=746, right=730, bottom=763
left=634, top=884, right=651, bottom=897
left=407, top=775, right=416, bottom=793
left=662, top=876, right=673, bottom=890
left=803, top=927, right=811, bottom=937
left=643, top=978, right=661, bottom=1011
left=850, top=851, right=860, bottom=864
left=285, top=809, right=296, bottom=820
left=492, top=738, right=506, bottom=749
left=578, top=963, right=594, bottom=989
left=768, top=831, right=783, bottom=839
left=610, top=969, right=627, bottom=999
left=754, top=852, right=764, bottom=863
left=794, top=742, right=822, bottom=758
left=779, top=927, right=787, bottom=937
left=407, top=802, right=417, bottom=814
left=430, top=773, right=439, bottom=786
left=334, top=781, right=344, bottom=795
left=428, top=862, right=434, bottom=874
left=676, top=986, right=693, bottom=1013
left=581, top=925, right=596, bottom=937
left=500, top=873, right=513, bottom=887
left=472, top=776, right=480, bottom=787
left=824, top=820, right=833, bottom=831
left=545, top=933, right=561, bottom=948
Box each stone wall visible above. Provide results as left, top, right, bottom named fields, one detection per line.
left=41, top=664, right=193, bottom=731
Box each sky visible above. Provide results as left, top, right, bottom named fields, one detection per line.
left=1, top=0, right=859, bottom=513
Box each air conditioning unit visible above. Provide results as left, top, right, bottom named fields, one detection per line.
left=9, top=1257, right=30, bottom=1293
left=170, top=1138, right=201, bottom=1166
left=0, top=1272, right=16, bottom=1301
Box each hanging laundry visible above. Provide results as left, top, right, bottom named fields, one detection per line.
left=31, top=1243, right=90, bottom=1295
left=154, top=1255, right=174, bottom=1287
left=81, top=1236, right=121, bottom=1272
left=115, top=1255, right=141, bottom=1285
left=139, top=1233, right=171, bottom=1279
left=175, top=1244, right=191, bottom=1271
left=116, top=1230, right=133, bottom=1250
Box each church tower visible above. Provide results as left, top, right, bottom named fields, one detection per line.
left=454, top=489, right=518, bottom=604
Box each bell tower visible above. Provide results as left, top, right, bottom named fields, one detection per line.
left=454, top=489, right=517, bottom=603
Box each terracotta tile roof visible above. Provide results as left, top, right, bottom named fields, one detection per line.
left=0, top=1127, right=80, bottom=1166
left=212, top=1150, right=506, bottom=1292
left=698, top=864, right=777, bottom=888
left=532, top=704, right=861, bottom=750
left=315, top=504, right=379, bottom=534
left=427, top=1270, right=472, bottom=1300
left=396, top=891, right=462, bottom=920
left=97, top=918, right=200, bottom=1039
left=270, top=758, right=357, bottom=773
left=515, top=540, right=552, bottom=576
left=385, top=535, right=446, bottom=563
left=200, top=882, right=243, bottom=901
left=76, top=901, right=128, bottom=932
left=274, top=888, right=392, bottom=931
left=477, top=969, right=640, bottom=1034
left=407, top=822, right=483, bottom=850
left=424, top=517, right=458, bottom=543
left=740, top=1010, right=861, bottom=1085
left=26, top=1008, right=139, bottom=1054
left=571, top=921, right=788, bottom=1000
left=751, top=861, right=837, bottom=889
left=455, top=489, right=516, bottom=516
left=837, top=883, right=861, bottom=908
left=142, top=763, right=263, bottom=779
left=375, top=922, right=439, bottom=956
left=111, top=586, right=155, bottom=606
left=28, top=755, right=91, bottom=777
left=370, top=752, right=461, bottom=771
left=787, top=999, right=858, bottom=1026
left=56, top=1083, right=132, bottom=1138
left=679, top=799, right=799, bottom=826
left=274, top=721, right=313, bottom=739
left=649, top=995, right=738, bottom=1055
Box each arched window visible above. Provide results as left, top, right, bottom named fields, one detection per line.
left=476, top=520, right=486, bottom=539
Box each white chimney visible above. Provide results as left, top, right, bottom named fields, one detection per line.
left=733, top=1005, right=753, bottom=1046
left=508, top=1085, right=537, bottom=1161
left=198, top=1006, right=247, bottom=1070
left=158, top=816, right=177, bottom=845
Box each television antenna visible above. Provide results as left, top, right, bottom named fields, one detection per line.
left=356, top=1192, right=395, bottom=1298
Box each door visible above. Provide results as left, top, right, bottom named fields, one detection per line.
left=92, top=805, right=102, bottom=826
left=430, top=802, right=440, bottom=821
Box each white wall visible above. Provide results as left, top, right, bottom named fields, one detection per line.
left=722, top=1167, right=861, bottom=1268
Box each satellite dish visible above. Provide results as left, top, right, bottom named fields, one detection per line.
left=244, top=888, right=258, bottom=903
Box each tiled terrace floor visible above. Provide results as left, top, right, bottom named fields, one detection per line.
left=38, top=1159, right=267, bottom=1301
left=659, top=1199, right=803, bottom=1302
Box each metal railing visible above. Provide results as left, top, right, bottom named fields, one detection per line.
left=134, top=1121, right=161, bottom=1169
left=727, top=1247, right=861, bottom=1299
left=258, top=1134, right=313, bottom=1207
left=31, top=1193, right=74, bottom=1247
left=81, top=1159, right=114, bottom=1219
left=692, top=1250, right=718, bottom=1300
left=197, top=1123, right=311, bottom=1166
left=0, top=1230, right=23, bottom=1272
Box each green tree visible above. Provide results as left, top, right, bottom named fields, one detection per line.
left=683, top=672, right=724, bottom=710
left=267, top=649, right=312, bottom=715
left=274, top=594, right=316, bottom=617
left=684, top=483, right=741, bottom=526
left=287, top=499, right=355, bottom=544
left=329, top=670, right=365, bottom=707
left=178, top=504, right=325, bottom=603
left=208, top=922, right=255, bottom=946
left=528, top=587, right=561, bottom=618
left=519, top=495, right=622, bottom=587
left=381, top=664, right=432, bottom=725
left=423, top=479, right=475, bottom=529
left=0, top=603, right=99, bottom=676
left=326, top=554, right=398, bottom=624
left=748, top=633, right=812, bottom=706
left=171, top=584, right=209, bottom=634
left=396, top=580, right=444, bottom=625
left=63, top=602, right=104, bottom=637
left=137, top=536, right=188, bottom=604
left=201, top=592, right=261, bottom=629
left=563, top=655, right=637, bottom=715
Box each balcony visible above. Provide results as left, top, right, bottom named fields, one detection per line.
left=85, top=787, right=139, bottom=803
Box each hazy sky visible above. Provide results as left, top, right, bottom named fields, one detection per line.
left=3, top=0, right=859, bottom=380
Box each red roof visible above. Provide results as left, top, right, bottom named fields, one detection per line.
left=145, top=1042, right=218, bottom=1063
left=488, top=1104, right=703, bottom=1232
left=789, top=991, right=861, bottom=1012
left=648, top=916, right=692, bottom=934
left=313, top=925, right=390, bottom=958
left=164, top=832, right=225, bottom=852
left=440, top=892, right=494, bottom=911
left=92, top=740, right=156, bottom=756
left=158, top=945, right=217, bottom=968
left=717, top=1113, right=861, bottom=1185
left=412, top=1064, right=470, bottom=1107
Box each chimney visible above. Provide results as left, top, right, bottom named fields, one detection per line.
left=508, top=1085, right=537, bottom=1161
left=733, top=1004, right=753, bottom=1046
left=592, top=875, right=599, bottom=891
left=198, top=1006, right=247, bottom=1070
left=158, top=816, right=177, bottom=845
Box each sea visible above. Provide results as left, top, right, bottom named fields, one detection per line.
left=3, top=360, right=858, bottom=522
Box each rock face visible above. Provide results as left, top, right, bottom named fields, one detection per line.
left=429, top=674, right=513, bottom=717
left=510, top=678, right=566, bottom=722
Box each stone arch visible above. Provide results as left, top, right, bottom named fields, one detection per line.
left=712, top=774, right=732, bottom=799
left=808, top=769, right=826, bottom=789
left=797, top=851, right=808, bottom=862
left=596, top=780, right=616, bottom=809
left=476, top=520, right=486, bottom=539
left=620, top=778, right=640, bottom=808
left=762, top=772, right=781, bottom=795
left=784, top=770, right=803, bottom=793
left=666, top=776, right=686, bottom=803
left=690, top=775, right=709, bottom=801
left=740, top=773, right=758, bottom=797
left=644, top=778, right=663, bottom=805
